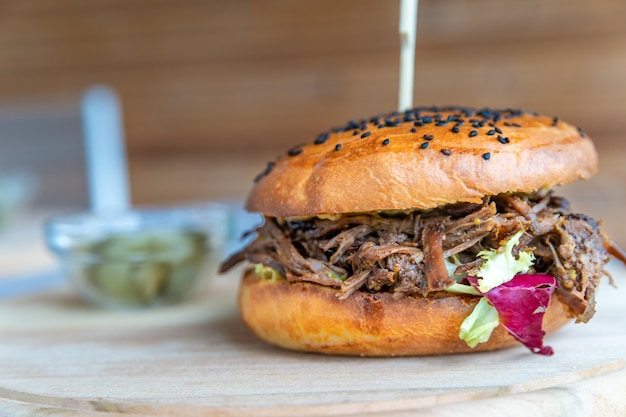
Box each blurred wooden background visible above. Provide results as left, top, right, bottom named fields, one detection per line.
left=0, top=0, right=625, bottom=215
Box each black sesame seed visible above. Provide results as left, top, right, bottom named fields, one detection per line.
left=410, top=128, right=417, bottom=133
left=478, top=109, right=494, bottom=119
left=423, top=134, right=434, bottom=140
left=494, top=126, right=503, bottom=134
left=497, top=135, right=510, bottom=144
left=347, top=120, right=359, bottom=129
left=385, top=120, right=400, bottom=127
left=314, top=133, right=329, bottom=145
left=552, top=117, right=559, bottom=127
left=483, top=152, right=491, bottom=160
left=255, top=161, right=275, bottom=182
left=288, top=147, right=303, bottom=157
left=420, top=141, right=429, bottom=149
left=436, top=121, right=448, bottom=126
left=577, top=127, right=586, bottom=138
left=334, top=144, right=342, bottom=151
left=361, top=131, right=371, bottom=139
left=422, top=116, right=433, bottom=124
left=487, top=129, right=496, bottom=136
left=451, top=126, right=460, bottom=133
left=469, top=130, right=478, bottom=137
left=441, top=149, right=452, bottom=156
left=382, top=138, right=390, bottom=145
left=353, top=130, right=360, bottom=136
left=414, top=121, right=424, bottom=127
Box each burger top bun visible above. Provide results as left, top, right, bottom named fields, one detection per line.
left=247, top=107, right=597, bottom=218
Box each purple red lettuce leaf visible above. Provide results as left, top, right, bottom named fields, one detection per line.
left=467, top=274, right=558, bottom=355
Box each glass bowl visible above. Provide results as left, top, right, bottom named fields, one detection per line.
left=45, top=203, right=233, bottom=308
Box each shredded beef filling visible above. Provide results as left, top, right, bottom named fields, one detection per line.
left=221, top=190, right=617, bottom=323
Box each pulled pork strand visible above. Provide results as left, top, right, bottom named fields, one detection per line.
left=221, top=191, right=621, bottom=323
left=422, top=223, right=456, bottom=291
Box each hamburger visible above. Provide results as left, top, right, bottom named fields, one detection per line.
left=220, top=106, right=625, bottom=356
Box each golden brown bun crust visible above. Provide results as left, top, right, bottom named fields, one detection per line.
left=238, top=270, right=571, bottom=356
left=247, top=107, right=597, bottom=217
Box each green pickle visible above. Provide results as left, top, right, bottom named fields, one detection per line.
left=78, top=229, right=208, bottom=306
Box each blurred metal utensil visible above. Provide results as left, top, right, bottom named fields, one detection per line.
left=81, top=85, right=131, bottom=213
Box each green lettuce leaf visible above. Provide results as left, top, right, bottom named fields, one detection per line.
left=459, top=297, right=501, bottom=348
left=445, top=283, right=481, bottom=296
left=475, top=230, right=534, bottom=293
left=254, top=264, right=284, bottom=281
left=444, top=254, right=467, bottom=281
left=443, top=255, right=480, bottom=295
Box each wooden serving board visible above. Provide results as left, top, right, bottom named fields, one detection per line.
left=1, top=264, right=625, bottom=417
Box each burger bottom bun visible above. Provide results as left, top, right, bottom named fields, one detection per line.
left=238, top=269, right=572, bottom=356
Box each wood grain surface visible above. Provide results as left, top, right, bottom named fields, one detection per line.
left=1, top=263, right=624, bottom=416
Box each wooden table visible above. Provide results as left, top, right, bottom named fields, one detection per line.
left=0, top=264, right=625, bottom=417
